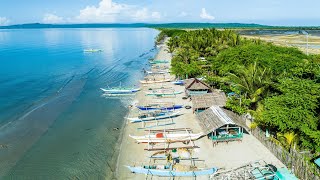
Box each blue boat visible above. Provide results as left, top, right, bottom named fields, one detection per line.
left=172, top=80, right=184, bottom=85
left=126, top=165, right=217, bottom=177
left=137, top=105, right=183, bottom=111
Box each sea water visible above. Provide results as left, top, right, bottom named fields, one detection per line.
left=0, top=28, right=158, bottom=179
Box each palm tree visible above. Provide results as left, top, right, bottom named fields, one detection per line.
left=226, top=62, right=273, bottom=109
left=277, top=132, right=298, bottom=152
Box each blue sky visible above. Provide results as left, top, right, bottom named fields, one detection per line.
left=0, top=0, right=319, bottom=26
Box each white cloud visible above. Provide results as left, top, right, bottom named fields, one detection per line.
left=178, top=11, right=188, bottom=17
left=0, top=17, right=10, bottom=26
left=43, top=13, right=64, bottom=24
left=132, top=8, right=161, bottom=22
left=75, top=0, right=131, bottom=23
left=151, top=12, right=161, bottom=19
left=200, top=8, right=215, bottom=20
left=132, top=8, right=148, bottom=21
left=40, top=0, right=161, bottom=24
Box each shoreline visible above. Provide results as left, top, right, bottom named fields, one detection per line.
left=112, top=45, right=161, bottom=179
left=115, top=40, right=176, bottom=179
left=114, top=43, right=164, bottom=179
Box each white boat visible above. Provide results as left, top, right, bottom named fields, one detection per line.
left=140, top=79, right=171, bottom=84
left=128, top=111, right=181, bottom=123
left=126, top=165, right=217, bottom=177
left=84, top=49, right=103, bottom=53
left=146, top=70, right=168, bottom=75
left=129, top=132, right=203, bottom=143
left=172, top=80, right=184, bottom=85
left=145, top=90, right=183, bottom=96
left=100, top=87, right=140, bottom=94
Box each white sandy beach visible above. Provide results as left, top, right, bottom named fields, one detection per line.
left=115, top=40, right=284, bottom=180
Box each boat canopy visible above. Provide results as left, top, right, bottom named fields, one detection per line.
left=315, top=157, right=320, bottom=167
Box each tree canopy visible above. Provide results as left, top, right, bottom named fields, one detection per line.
left=158, top=28, right=320, bottom=153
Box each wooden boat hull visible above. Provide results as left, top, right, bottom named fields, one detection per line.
left=128, top=111, right=181, bottom=123
left=136, top=105, right=183, bottom=111
left=146, top=71, right=168, bottom=74
left=129, top=133, right=203, bottom=143
left=149, top=60, right=169, bottom=64
left=126, top=166, right=217, bottom=177
left=172, top=80, right=184, bottom=85
left=100, top=88, right=140, bottom=94
left=140, top=79, right=171, bottom=84
left=84, top=49, right=102, bottom=53
left=145, top=91, right=183, bottom=96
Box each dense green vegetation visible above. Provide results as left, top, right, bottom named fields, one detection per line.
left=158, top=29, right=320, bottom=153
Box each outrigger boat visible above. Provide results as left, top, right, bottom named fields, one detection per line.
left=212, top=160, right=297, bottom=180
left=140, top=79, right=171, bottom=84
left=145, top=90, right=183, bottom=96
left=149, top=60, right=169, bottom=64
left=151, top=65, right=169, bottom=70
left=83, top=49, right=103, bottom=53
left=127, top=111, right=181, bottom=123
left=100, top=83, right=140, bottom=95
left=100, top=87, right=140, bottom=94
left=126, top=164, right=217, bottom=177
left=145, top=70, right=168, bottom=75
left=137, top=104, right=183, bottom=111
left=172, top=80, right=184, bottom=85
left=129, top=132, right=203, bottom=143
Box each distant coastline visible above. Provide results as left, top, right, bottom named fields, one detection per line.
left=1, top=22, right=320, bottom=30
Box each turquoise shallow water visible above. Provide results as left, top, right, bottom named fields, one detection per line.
left=0, top=28, right=158, bottom=179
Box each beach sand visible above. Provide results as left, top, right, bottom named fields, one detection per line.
left=115, top=39, right=285, bottom=180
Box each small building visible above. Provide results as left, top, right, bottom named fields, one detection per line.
left=184, top=78, right=212, bottom=96
left=191, top=92, right=226, bottom=113
left=196, top=106, right=244, bottom=145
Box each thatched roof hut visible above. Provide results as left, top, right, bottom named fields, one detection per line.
left=185, top=78, right=211, bottom=90
left=196, top=106, right=244, bottom=144
left=184, top=78, right=212, bottom=95
left=191, top=91, right=227, bottom=113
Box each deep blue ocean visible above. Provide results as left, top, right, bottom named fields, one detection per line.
left=0, top=28, right=158, bottom=179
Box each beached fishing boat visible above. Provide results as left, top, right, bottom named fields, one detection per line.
left=129, top=132, right=203, bottom=143
left=127, top=111, right=181, bottom=123
left=126, top=165, right=217, bottom=177
left=172, top=80, right=184, bottom=85
left=212, top=160, right=298, bottom=180
left=145, top=90, right=183, bottom=96
left=83, top=49, right=103, bottom=53
left=140, top=79, right=171, bottom=84
left=137, top=104, right=183, bottom=111
left=145, top=70, right=168, bottom=74
left=149, top=60, right=169, bottom=64
left=100, top=87, right=140, bottom=94
left=149, top=148, right=193, bottom=160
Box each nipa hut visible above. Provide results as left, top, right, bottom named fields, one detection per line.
left=191, top=92, right=227, bottom=113
left=184, top=78, right=212, bottom=96
left=196, top=106, right=244, bottom=145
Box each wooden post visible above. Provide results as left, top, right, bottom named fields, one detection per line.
left=212, top=131, right=214, bottom=147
